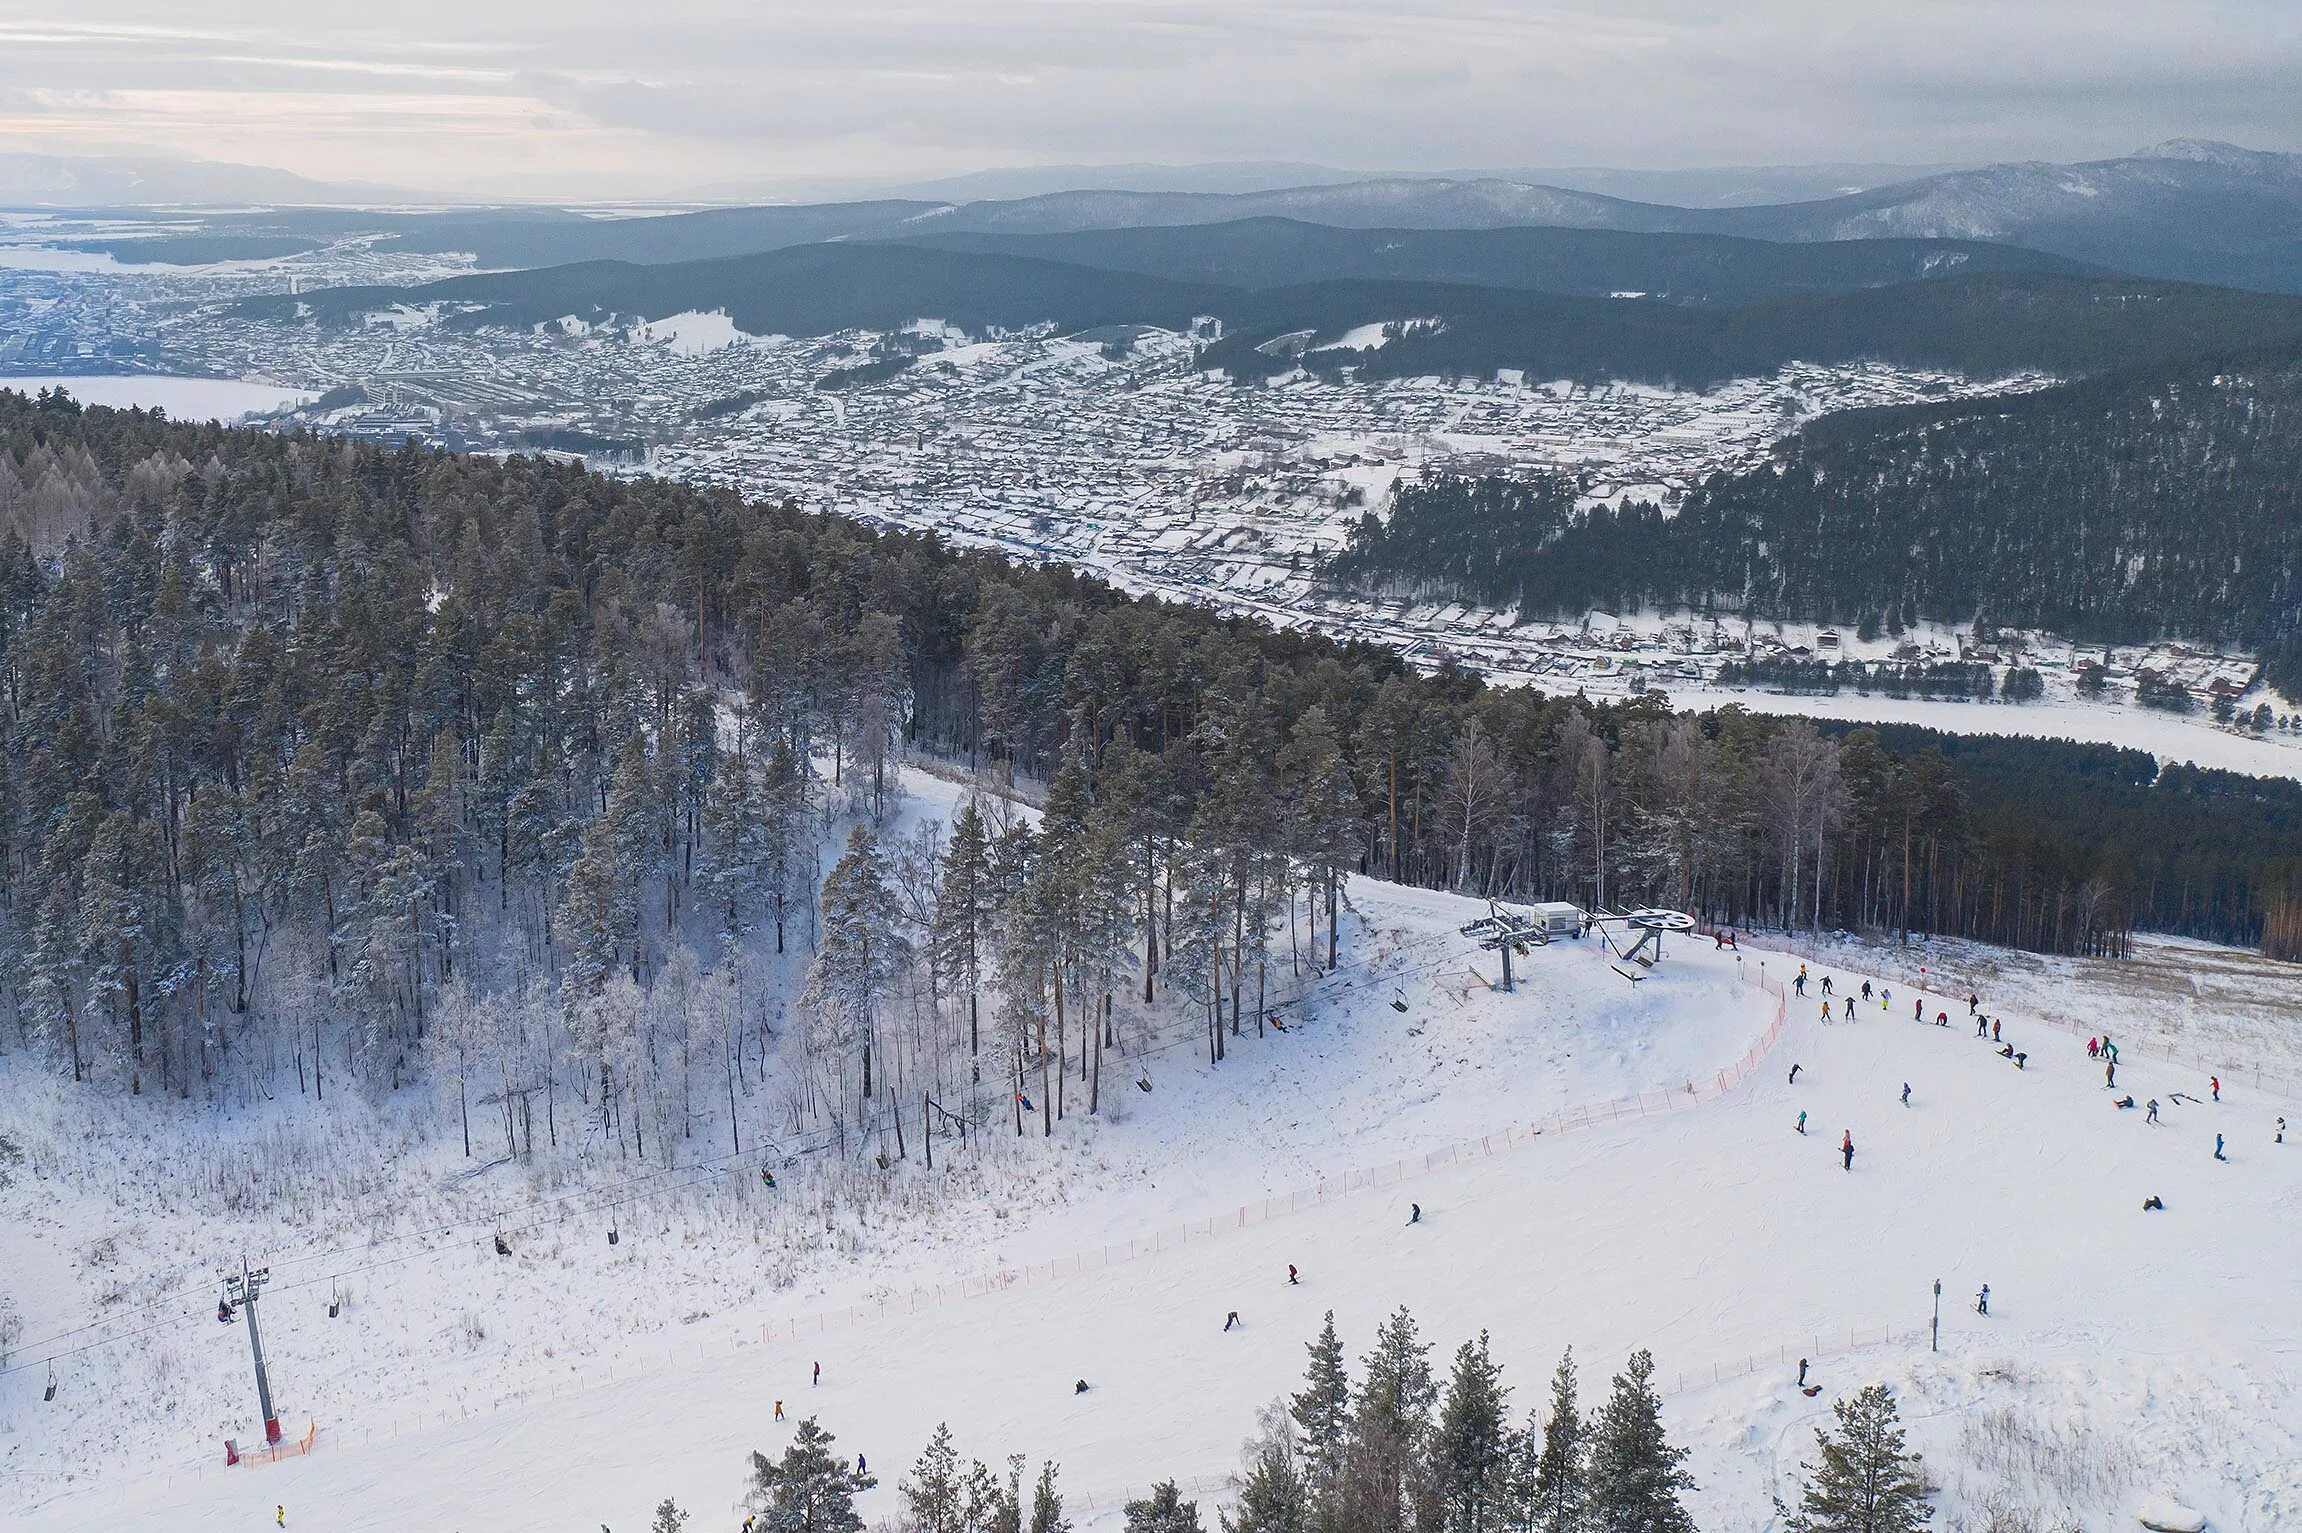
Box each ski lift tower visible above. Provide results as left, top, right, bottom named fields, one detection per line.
left=223, top=1259, right=281, bottom=1445
left=1616, top=908, right=1696, bottom=970
left=1459, top=904, right=1545, bottom=992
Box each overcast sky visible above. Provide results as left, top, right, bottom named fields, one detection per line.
left=2, top=2, right=2298, bottom=198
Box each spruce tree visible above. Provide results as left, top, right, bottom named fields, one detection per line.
left=1125, top=1480, right=1206, bottom=1533
left=1526, top=1350, right=1588, bottom=1533
left=651, top=1498, right=690, bottom=1533
left=1583, top=1351, right=1692, bottom=1533
left=1029, top=1461, right=1069, bottom=1533
left=1435, top=1331, right=1516, bottom=1533
left=904, top=1422, right=964, bottom=1533
left=1343, top=1306, right=1439, bottom=1533
left=746, top=1416, right=877, bottom=1533
left=1290, top=1311, right=1352, bottom=1488
left=1779, top=1384, right=1934, bottom=1533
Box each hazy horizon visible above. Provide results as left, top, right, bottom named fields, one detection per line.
left=2, top=2, right=2298, bottom=201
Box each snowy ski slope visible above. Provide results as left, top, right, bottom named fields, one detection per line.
left=3, top=868, right=2297, bottom=1531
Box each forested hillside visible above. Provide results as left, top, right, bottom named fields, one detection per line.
left=1330, top=342, right=2302, bottom=692
left=0, top=388, right=2293, bottom=1126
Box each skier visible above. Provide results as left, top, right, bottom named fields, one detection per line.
left=1795, top=968, right=1807, bottom=996
left=1820, top=1002, right=1832, bottom=1024
left=2211, top=1076, right=2221, bottom=1103
left=1840, top=1131, right=1854, bottom=1172
left=2143, top=1195, right=2165, bottom=1211
left=2088, top=1037, right=2099, bottom=1059
left=2147, top=1100, right=2161, bottom=1124
left=2106, top=1059, right=2116, bottom=1089
left=1844, top=996, right=1856, bottom=1021
left=1796, top=1111, right=1808, bottom=1136
left=1901, top=1083, right=1912, bottom=1107
left=1936, top=1011, right=1950, bottom=1027
left=1975, top=1284, right=1990, bottom=1316
left=2279, top=1117, right=2287, bottom=1144
left=813, top=1361, right=821, bottom=1387
left=1861, top=981, right=1872, bottom=1002
left=277, top=1509, right=285, bottom=1529
left=1287, top=1264, right=1299, bottom=1285
left=1968, top=993, right=1980, bottom=1016
left=2215, top=1134, right=2228, bottom=1162
left=1075, top=1379, right=1090, bottom=1394
left=1797, top=1358, right=1809, bottom=1386
left=1788, top=1063, right=1801, bottom=1085
left=1993, top=1019, right=2002, bottom=1042
left=1822, top=976, right=1834, bottom=997
left=1408, top=1203, right=1422, bottom=1225
left=217, top=1300, right=233, bottom=1324
left=1881, top=987, right=1892, bottom=1011
left=1915, top=999, right=1924, bottom=1022
left=775, top=1401, right=784, bottom=1422
left=1976, top=1013, right=1988, bottom=1038
left=1224, top=1311, right=1241, bottom=1332
left=858, top=1454, right=868, bottom=1475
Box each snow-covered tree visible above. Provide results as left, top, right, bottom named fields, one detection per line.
left=1583, top=1351, right=1693, bottom=1533
left=1525, top=1350, right=1588, bottom=1533
left=1435, top=1331, right=1517, bottom=1533
left=746, top=1416, right=876, bottom=1533
left=800, top=825, right=913, bottom=1136
left=1124, top=1481, right=1205, bottom=1533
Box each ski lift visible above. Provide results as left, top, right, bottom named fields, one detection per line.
left=493, top=1233, right=512, bottom=1258
left=327, top=1281, right=342, bottom=1319
left=44, top=1365, right=58, bottom=1402
left=1136, top=1072, right=1152, bottom=1093
left=1390, top=992, right=1409, bottom=1013
left=607, top=1217, right=620, bottom=1247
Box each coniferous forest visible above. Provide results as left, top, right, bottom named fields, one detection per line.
left=0, top=386, right=2296, bottom=1133
left=1330, top=340, right=2302, bottom=695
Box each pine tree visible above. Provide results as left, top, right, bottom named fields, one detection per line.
left=1342, top=1306, right=1439, bottom=1533
left=746, top=1416, right=877, bottom=1533
left=1435, top=1331, right=1516, bottom=1533
left=1291, top=1311, right=1352, bottom=1488
left=932, top=799, right=994, bottom=1070
left=651, top=1497, right=690, bottom=1533
left=1125, top=1480, right=1205, bottom=1533
left=800, top=824, right=912, bottom=1129
left=1226, top=1402, right=1309, bottom=1533
left=1779, top=1384, right=1934, bottom=1533
left=1029, top=1461, right=1069, bottom=1533
left=1526, top=1351, right=1588, bottom=1533
left=904, top=1422, right=965, bottom=1533
left=1583, top=1351, right=1692, bottom=1533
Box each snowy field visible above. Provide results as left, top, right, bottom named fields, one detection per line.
left=0, top=375, right=316, bottom=421
left=2, top=773, right=2297, bottom=1532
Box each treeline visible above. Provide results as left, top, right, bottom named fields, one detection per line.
left=1712, top=658, right=1997, bottom=701
left=1329, top=342, right=2302, bottom=694
left=2, top=388, right=2296, bottom=1123
left=696, top=1312, right=1935, bottom=1533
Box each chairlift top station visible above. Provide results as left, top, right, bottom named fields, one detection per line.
left=1457, top=902, right=1696, bottom=991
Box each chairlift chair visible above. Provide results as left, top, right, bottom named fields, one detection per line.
left=45, top=1365, right=58, bottom=1402
left=493, top=1233, right=512, bottom=1258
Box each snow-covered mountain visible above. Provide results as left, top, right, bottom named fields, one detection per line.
left=0, top=153, right=418, bottom=208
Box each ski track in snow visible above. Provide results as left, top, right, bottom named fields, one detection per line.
left=1, top=771, right=2298, bottom=1531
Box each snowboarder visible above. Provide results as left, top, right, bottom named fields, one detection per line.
left=1936, top=1011, right=1950, bottom=1027
left=1797, top=1358, right=1809, bottom=1387
left=2000, top=1043, right=2016, bottom=1059
left=1968, top=993, right=1979, bottom=1016
left=1915, top=999, right=1924, bottom=1022
left=1287, top=1264, right=1299, bottom=1285
left=1901, top=1083, right=1912, bottom=1107
left=2147, top=1100, right=2160, bottom=1123
left=1409, top=1203, right=1422, bottom=1224
left=2211, top=1076, right=2221, bottom=1102
left=2088, top=1037, right=2099, bottom=1059
left=2106, top=1059, right=2116, bottom=1089
left=1788, top=1063, right=1801, bottom=1085
left=1993, top=1019, right=2002, bottom=1042
left=2114, top=1096, right=2135, bottom=1109
left=775, top=1401, right=784, bottom=1422
left=813, top=1361, right=821, bottom=1387
left=1975, top=1284, right=1990, bottom=1316
left=2143, top=1195, right=2164, bottom=1211
left=1841, top=1131, right=1854, bottom=1171
left=2279, top=1116, right=2287, bottom=1144
left=2215, top=1134, right=2227, bottom=1162
left=1075, top=1379, right=1090, bottom=1394
left=1861, top=981, right=1872, bottom=1002
left=2015, top=1052, right=2027, bottom=1070
left=1224, top=1311, right=1241, bottom=1332
left=1796, top=1111, right=1808, bottom=1135
left=858, top=1454, right=868, bottom=1475
left=276, top=1509, right=285, bottom=1529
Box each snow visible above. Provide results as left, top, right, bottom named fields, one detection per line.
left=0, top=375, right=317, bottom=421
left=3, top=774, right=2298, bottom=1530
left=628, top=310, right=773, bottom=356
